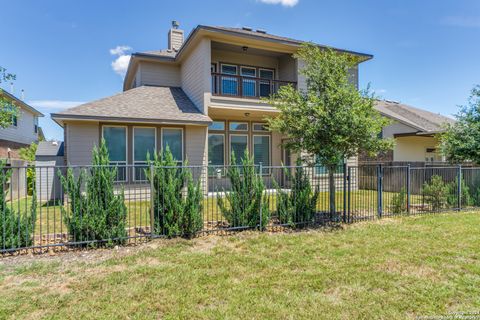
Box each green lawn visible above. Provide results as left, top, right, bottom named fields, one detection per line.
left=1, top=211, right=479, bottom=319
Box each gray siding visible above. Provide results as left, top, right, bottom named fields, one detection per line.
left=278, top=55, right=297, bottom=82
left=0, top=106, right=38, bottom=145
left=138, top=61, right=181, bottom=87
left=66, top=122, right=99, bottom=166
left=181, top=38, right=211, bottom=114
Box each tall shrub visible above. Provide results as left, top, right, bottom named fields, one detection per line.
left=275, top=159, right=319, bottom=226
left=423, top=175, right=449, bottom=211
left=60, top=140, right=127, bottom=246
left=146, top=147, right=203, bottom=238
left=391, top=187, right=407, bottom=214
left=447, top=178, right=472, bottom=208
left=0, top=161, right=36, bottom=250
left=217, top=150, right=269, bottom=229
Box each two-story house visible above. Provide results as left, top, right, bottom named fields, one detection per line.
left=51, top=22, right=372, bottom=182
left=0, top=90, right=43, bottom=159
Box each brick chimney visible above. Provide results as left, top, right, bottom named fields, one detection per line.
left=168, top=20, right=184, bottom=51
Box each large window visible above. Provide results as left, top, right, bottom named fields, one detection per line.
left=229, top=122, right=248, bottom=131
left=103, top=126, right=127, bottom=181
left=133, top=127, right=156, bottom=180
left=240, top=66, right=256, bottom=97
left=220, top=64, right=238, bottom=96
left=230, top=134, right=248, bottom=165
left=162, top=128, right=183, bottom=161
left=253, top=135, right=270, bottom=174
left=259, top=69, right=274, bottom=97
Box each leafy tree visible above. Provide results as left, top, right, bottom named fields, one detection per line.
left=18, top=143, right=37, bottom=196
left=0, top=161, right=37, bottom=250
left=146, top=146, right=203, bottom=238
left=0, top=66, right=20, bottom=128
left=217, top=150, right=269, bottom=229
left=60, top=140, right=127, bottom=246
left=275, top=158, right=319, bottom=226
left=267, top=44, right=392, bottom=215
left=440, top=85, right=480, bottom=163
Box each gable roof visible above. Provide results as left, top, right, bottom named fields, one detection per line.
left=0, top=90, right=44, bottom=117
left=374, top=100, right=455, bottom=133
left=51, top=86, right=211, bottom=126
left=36, top=141, right=64, bottom=157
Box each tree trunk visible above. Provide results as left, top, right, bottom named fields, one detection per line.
left=328, top=165, right=336, bottom=219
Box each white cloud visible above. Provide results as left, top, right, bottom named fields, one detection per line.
left=443, top=16, right=480, bottom=28
left=110, top=45, right=132, bottom=77
left=29, top=100, right=84, bottom=110
left=258, top=0, right=299, bottom=7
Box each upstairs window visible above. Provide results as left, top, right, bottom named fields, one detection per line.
left=34, top=116, right=38, bottom=133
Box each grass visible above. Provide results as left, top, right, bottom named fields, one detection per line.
left=1, top=211, right=480, bottom=319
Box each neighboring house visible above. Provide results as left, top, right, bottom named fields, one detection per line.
left=369, top=100, right=455, bottom=162
left=51, top=22, right=372, bottom=183
left=0, top=90, right=44, bottom=159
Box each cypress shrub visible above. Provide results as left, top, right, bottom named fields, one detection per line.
left=391, top=187, right=407, bottom=214
left=0, top=161, right=37, bottom=250
left=275, top=158, right=319, bottom=226
left=217, top=150, right=269, bottom=229
left=446, top=178, right=472, bottom=208
left=146, top=147, right=203, bottom=238
left=423, top=175, right=449, bottom=211
left=60, top=140, right=127, bottom=246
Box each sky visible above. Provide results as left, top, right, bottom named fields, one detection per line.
left=1, top=0, right=479, bottom=141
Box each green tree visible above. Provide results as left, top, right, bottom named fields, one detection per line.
left=0, top=66, right=20, bottom=128
left=440, top=85, right=480, bottom=163
left=60, top=140, right=127, bottom=246
left=267, top=44, right=392, bottom=215
left=146, top=146, right=203, bottom=238
left=217, top=150, right=269, bottom=229
left=0, top=161, right=37, bottom=250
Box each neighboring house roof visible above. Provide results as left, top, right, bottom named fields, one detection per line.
left=51, top=86, right=212, bottom=125
left=0, top=90, right=44, bottom=117
left=374, top=100, right=455, bottom=134
left=36, top=141, right=64, bottom=157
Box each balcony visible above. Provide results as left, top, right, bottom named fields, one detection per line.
left=211, top=73, right=297, bottom=99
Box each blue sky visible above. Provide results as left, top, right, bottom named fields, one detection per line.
left=1, top=0, right=479, bottom=141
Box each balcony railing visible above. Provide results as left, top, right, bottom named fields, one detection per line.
left=211, top=73, right=297, bottom=99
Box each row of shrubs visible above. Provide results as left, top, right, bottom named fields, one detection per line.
left=390, top=175, right=477, bottom=213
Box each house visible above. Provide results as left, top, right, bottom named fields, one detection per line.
left=0, top=90, right=44, bottom=159
left=370, top=100, right=455, bottom=162
left=51, top=22, right=372, bottom=184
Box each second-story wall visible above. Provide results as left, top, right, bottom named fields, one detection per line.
left=0, top=107, right=38, bottom=145
left=181, top=38, right=211, bottom=114
left=135, top=61, right=181, bottom=87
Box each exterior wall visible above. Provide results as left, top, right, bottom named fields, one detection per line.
left=278, top=55, right=297, bottom=82
left=0, top=107, right=38, bottom=145
left=136, top=61, right=181, bottom=87
left=382, top=122, right=417, bottom=138
left=211, top=49, right=279, bottom=73
left=393, top=136, right=440, bottom=162
left=65, top=121, right=100, bottom=166
left=0, top=139, right=29, bottom=159
left=35, top=157, right=64, bottom=201
left=185, top=125, right=208, bottom=167
left=181, top=38, right=211, bottom=114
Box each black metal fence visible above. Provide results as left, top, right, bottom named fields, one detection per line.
left=1, top=163, right=478, bottom=255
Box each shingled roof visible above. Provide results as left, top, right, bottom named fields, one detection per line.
left=51, top=86, right=211, bottom=125
left=374, top=100, right=455, bottom=133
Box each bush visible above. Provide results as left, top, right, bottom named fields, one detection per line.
left=391, top=187, right=407, bottom=214
left=217, top=150, right=269, bottom=229
left=146, top=147, right=203, bottom=238
left=423, top=175, right=449, bottom=211
left=60, top=140, right=127, bottom=246
left=446, top=178, right=472, bottom=208
left=275, top=158, right=319, bottom=226
left=0, top=161, right=36, bottom=250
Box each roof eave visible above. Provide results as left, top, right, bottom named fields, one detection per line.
left=50, top=113, right=212, bottom=126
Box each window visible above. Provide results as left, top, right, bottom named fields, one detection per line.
left=133, top=127, right=156, bottom=180
left=211, top=63, right=217, bottom=94
left=259, top=69, right=274, bottom=97
left=253, top=123, right=268, bottom=132
left=208, top=134, right=225, bottom=175
left=230, top=134, right=248, bottom=164
left=34, top=116, right=38, bottom=133
left=425, top=147, right=442, bottom=162
left=102, top=126, right=127, bottom=181
left=229, top=122, right=248, bottom=131
left=11, top=114, right=17, bottom=127
left=162, top=128, right=183, bottom=161
left=253, top=135, right=270, bottom=173
left=221, top=64, right=238, bottom=96
left=314, top=156, right=344, bottom=175
left=208, top=121, right=225, bottom=131
left=240, top=67, right=256, bottom=97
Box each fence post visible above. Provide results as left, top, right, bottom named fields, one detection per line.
left=343, top=162, right=347, bottom=223
left=377, top=164, right=383, bottom=218
left=149, top=164, right=155, bottom=238
left=457, top=164, right=462, bottom=211
left=259, top=162, right=263, bottom=231
left=406, top=164, right=411, bottom=214
left=347, top=166, right=351, bottom=223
